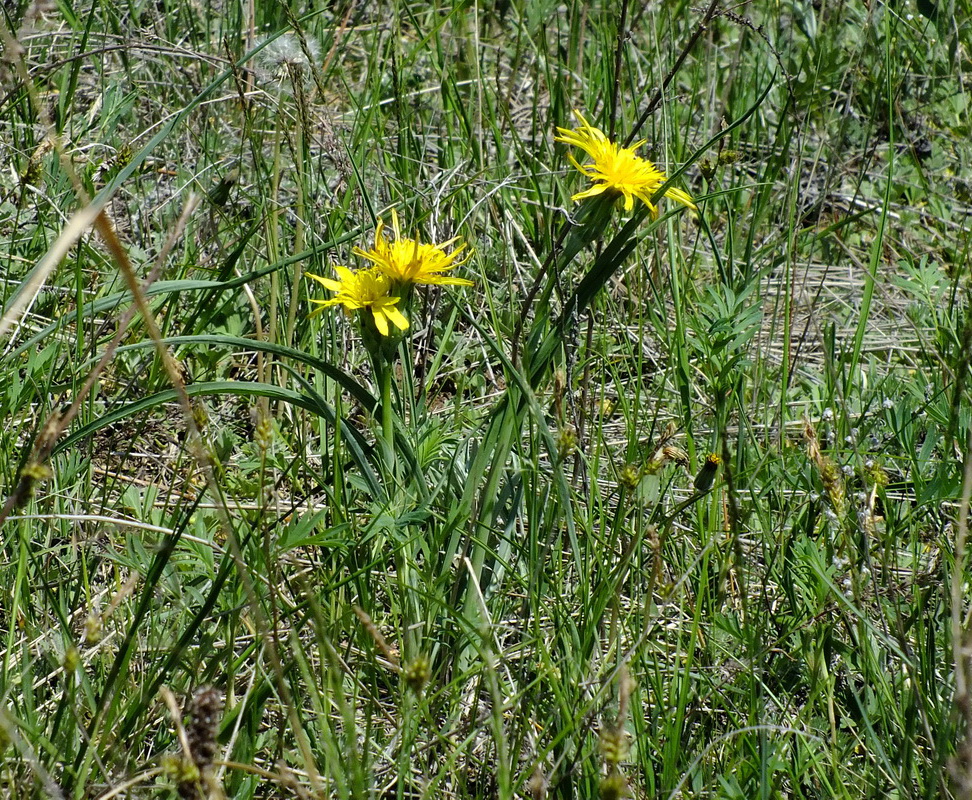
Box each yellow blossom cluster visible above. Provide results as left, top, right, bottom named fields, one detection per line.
left=306, top=209, right=471, bottom=337
left=555, top=110, right=696, bottom=218
left=309, top=110, right=695, bottom=336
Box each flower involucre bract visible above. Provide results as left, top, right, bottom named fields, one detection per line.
left=555, top=110, right=697, bottom=217
left=306, top=267, right=408, bottom=336
left=354, top=211, right=473, bottom=287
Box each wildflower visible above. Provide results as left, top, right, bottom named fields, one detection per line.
left=555, top=110, right=697, bottom=217
left=661, top=444, right=690, bottom=467
left=355, top=210, right=473, bottom=287
left=644, top=444, right=689, bottom=475
left=306, top=267, right=408, bottom=336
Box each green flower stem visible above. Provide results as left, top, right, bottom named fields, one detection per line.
left=267, top=124, right=282, bottom=347
left=379, top=359, right=396, bottom=481
left=284, top=107, right=305, bottom=352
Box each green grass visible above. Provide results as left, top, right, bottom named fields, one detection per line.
left=1, top=0, right=971, bottom=797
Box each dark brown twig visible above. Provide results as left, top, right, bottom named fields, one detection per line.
left=608, top=0, right=631, bottom=141
left=624, top=0, right=722, bottom=148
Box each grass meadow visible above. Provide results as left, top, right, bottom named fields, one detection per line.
left=1, top=0, right=972, bottom=797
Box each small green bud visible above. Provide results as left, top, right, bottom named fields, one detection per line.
left=403, top=655, right=431, bottom=694
left=556, top=425, right=577, bottom=461
left=718, top=149, right=741, bottom=165
left=865, top=459, right=888, bottom=487
left=83, top=613, right=103, bottom=646
left=619, top=464, right=641, bottom=493
left=62, top=645, right=80, bottom=673
left=191, top=402, right=209, bottom=432
left=162, top=752, right=200, bottom=784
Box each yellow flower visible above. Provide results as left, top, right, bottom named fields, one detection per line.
left=354, top=210, right=473, bottom=287
left=555, top=110, right=697, bottom=217
left=306, top=266, right=408, bottom=336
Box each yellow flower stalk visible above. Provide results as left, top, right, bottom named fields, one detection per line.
left=555, top=110, right=697, bottom=218
left=306, top=266, right=408, bottom=336
left=354, top=210, right=473, bottom=287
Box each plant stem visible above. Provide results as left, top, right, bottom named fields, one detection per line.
left=380, top=360, right=396, bottom=481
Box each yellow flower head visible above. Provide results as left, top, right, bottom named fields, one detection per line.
left=306, top=266, right=408, bottom=336
left=555, top=110, right=697, bottom=218
left=354, top=210, right=474, bottom=287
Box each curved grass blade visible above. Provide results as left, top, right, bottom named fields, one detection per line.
left=48, top=379, right=354, bottom=490
left=1, top=39, right=270, bottom=344
left=112, top=520, right=254, bottom=747
left=69, top=494, right=203, bottom=790
left=277, top=363, right=382, bottom=499
left=100, top=335, right=378, bottom=411
left=5, top=249, right=337, bottom=363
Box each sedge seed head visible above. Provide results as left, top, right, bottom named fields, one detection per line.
left=185, top=687, right=222, bottom=770
left=403, top=655, right=431, bottom=693
left=619, top=464, right=641, bottom=493
left=599, top=770, right=628, bottom=800
left=556, top=425, right=578, bottom=461
left=254, top=413, right=273, bottom=452
left=20, top=462, right=52, bottom=483
left=599, top=726, right=629, bottom=765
